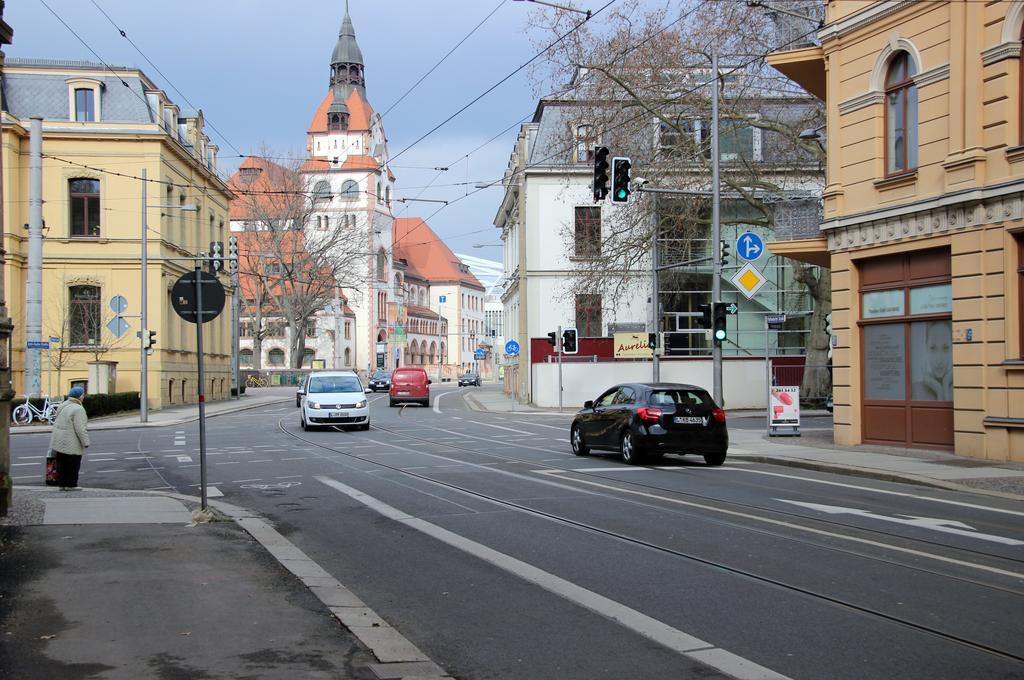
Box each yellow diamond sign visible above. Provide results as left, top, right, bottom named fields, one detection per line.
left=729, top=262, right=767, bottom=299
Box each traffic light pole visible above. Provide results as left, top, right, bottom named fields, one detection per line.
left=710, top=47, right=723, bottom=406
left=650, top=210, right=660, bottom=382
left=140, top=170, right=149, bottom=423
left=557, top=324, right=563, bottom=413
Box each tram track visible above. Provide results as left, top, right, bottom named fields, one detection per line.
left=276, top=415, right=1024, bottom=667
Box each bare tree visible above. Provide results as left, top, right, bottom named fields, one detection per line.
left=524, top=1, right=832, bottom=398
left=234, top=153, right=369, bottom=368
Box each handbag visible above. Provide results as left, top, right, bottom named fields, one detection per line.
left=45, top=457, right=58, bottom=486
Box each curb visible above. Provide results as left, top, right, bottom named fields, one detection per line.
left=128, top=489, right=452, bottom=680
left=10, top=397, right=292, bottom=435
left=730, top=454, right=1024, bottom=502
left=462, top=392, right=570, bottom=416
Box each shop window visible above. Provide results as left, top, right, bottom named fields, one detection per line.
left=885, top=51, right=918, bottom=174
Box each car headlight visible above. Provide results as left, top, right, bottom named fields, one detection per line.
left=308, top=401, right=321, bottom=409
left=355, top=400, right=366, bottom=409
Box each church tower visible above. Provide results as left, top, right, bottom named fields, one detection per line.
left=302, top=3, right=395, bottom=376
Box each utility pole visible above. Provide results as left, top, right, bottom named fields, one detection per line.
left=436, top=299, right=443, bottom=382
left=231, top=246, right=240, bottom=398
left=650, top=209, right=660, bottom=382
left=711, top=47, right=723, bottom=406
left=140, top=170, right=149, bottom=420
left=0, top=6, right=18, bottom=516
left=26, top=117, right=43, bottom=398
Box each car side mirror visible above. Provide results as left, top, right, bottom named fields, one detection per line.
left=297, top=389, right=305, bottom=396
left=584, top=400, right=594, bottom=409
left=428, top=380, right=432, bottom=385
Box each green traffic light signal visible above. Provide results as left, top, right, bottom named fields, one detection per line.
left=714, top=328, right=727, bottom=341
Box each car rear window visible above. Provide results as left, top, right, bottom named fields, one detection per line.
left=308, top=376, right=362, bottom=393
left=649, top=389, right=712, bottom=409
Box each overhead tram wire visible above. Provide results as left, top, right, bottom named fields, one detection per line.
left=380, top=0, right=508, bottom=118
left=87, top=0, right=245, bottom=160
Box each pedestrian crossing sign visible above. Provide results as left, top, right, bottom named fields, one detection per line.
left=729, top=262, right=768, bottom=299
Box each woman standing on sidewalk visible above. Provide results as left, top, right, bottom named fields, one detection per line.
left=48, top=386, right=90, bottom=491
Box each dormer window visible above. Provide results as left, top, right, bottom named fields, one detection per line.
left=239, top=167, right=261, bottom=184
left=75, top=89, right=95, bottom=122
left=67, top=78, right=102, bottom=122
left=574, top=124, right=596, bottom=163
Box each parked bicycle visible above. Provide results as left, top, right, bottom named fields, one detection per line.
left=246, top=374, right=269, bottom=388
left=12, top=395, right=63, bottom=425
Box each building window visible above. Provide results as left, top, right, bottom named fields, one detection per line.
left=376, top=249, right=387, bottom=282
left=1017, top=234, right=1024, bottom=358
left=575, top=294, right=602, bottom=337
left=313, top=180, right=331, bottom=202
left=69, top=179, right=101, bottom=237
left=239, top=349, right=253, bottom=366
left=885, top=51, right=918, bottom=174
left=302, top=349, right=315, bottom=367
left=574, top=124, right=596, bottom=163
left=344, top=321, right=351, bottom=340
left=267, top=348, right=286, bottom=366
left=305, top=319, right=317, bottom=338
left=344, top=347, right=352, bottom=366
left=69, top=285, right=101, bottom=346
left=574, top=207, right=601, bottom=257
left=74, top=88, right=95, bottom=122
left=341, top=180, right=359, bottom=198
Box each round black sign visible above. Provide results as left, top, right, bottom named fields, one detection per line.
left=171, top=270, right=226, bottom=324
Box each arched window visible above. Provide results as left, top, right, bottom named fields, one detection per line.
left=69, top=285, right=101, bottom=346
left=410, top=340, right=419, bottom=364
left=376, top=248, right=387, bottom=281
left=69, top=178, right=101, bottom=237
left=302, top=348, right=315, bottom=367
left=885, top=52, right=918, bottom=174
left=313, top=180, right=331, bottom=201
left=268, top=348, right=286, bottom=366
left=344, top=347, right=352, bottom=366
left=341, top=180, right=359, bottom=198
left=385, top=186, right=391, bottom=207
left=239, top=349, right=253, bottom=367
left=376, top=180, right=383, bottom=201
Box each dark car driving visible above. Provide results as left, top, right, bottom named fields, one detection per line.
left=367, top=370, right=392, bottom=392
left=458, top=372, right=481, bottom=387
left=570, top=383, right=728, bottom=466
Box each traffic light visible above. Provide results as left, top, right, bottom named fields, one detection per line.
left=648, top=332, right=658, bottom=349
left=593, top=146, right=610, bottom=202
left=227, top=235, right=239, bottom=274
left=824, top=312, right=832, bottom=335
left=562, top=328, right=578, bottom=354
left=137, top=330, right=157, bottom=353
left=546, top=331, right=558, bottom=347
left=719, top=239, right=730, bottom=266
left=697, top=303, right=712, bottom=329
left=209, top=241, right=224, bottom=274
left=611, top=157, right=632, bottom=203
left=712, top=302, right=728, bottom=346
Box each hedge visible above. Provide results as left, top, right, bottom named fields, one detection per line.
left=12, top=391, right=141, bottom=419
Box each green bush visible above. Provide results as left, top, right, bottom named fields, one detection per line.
left=81, top=392, right=140, bottom=418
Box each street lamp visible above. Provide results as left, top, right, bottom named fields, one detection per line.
left=140, top=167, right=198, bottom=422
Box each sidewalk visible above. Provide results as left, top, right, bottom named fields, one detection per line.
left=10, top=387, right=295, bottom=435
left=467, top=388, right=1024, bottom=500
left=0, top=487, right=451, bottom=680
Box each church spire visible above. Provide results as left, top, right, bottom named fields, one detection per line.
left=329, top=4, right=365, bottom=99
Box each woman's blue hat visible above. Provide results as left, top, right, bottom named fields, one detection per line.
left=68, top=386, right=85, bottom=399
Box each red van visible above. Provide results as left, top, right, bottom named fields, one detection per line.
left=389, top=367, right=431, bottom=407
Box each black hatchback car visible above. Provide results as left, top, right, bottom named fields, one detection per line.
left=570, top=383, right=728, bottom=465
left=367, top=370, right=392, bottom=392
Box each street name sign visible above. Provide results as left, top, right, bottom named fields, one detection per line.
left=766, top=313, right=786, bottom=330
left=729, top=262, right=768, bottom=299
left=26, top=340, right=49, bottom=349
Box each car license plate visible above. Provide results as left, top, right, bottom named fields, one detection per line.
left=329, top=411, right=348, bottom=418
left=674, top=416, right=704, bottom=425
left=398, top=391, right=410, bottom=396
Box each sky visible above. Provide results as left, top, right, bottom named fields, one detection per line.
left=5, top=0, right=583, bottom=262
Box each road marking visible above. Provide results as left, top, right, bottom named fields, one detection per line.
left=451, top=416, right=462, bottom=420
left=176, top=456, right=192, bottom=463
left=730, top=468, right=1024, bottom=518
left=276, top=475, right=303, bottom=479
left=558, top=466, right=654, bottom=472
left=11, top=462, right=39, bottom=466
left=216, top=461, right=240, bottom=465
left=250, top=459, right=273, bottom=463
left=16, top=455, right=45, bottom=460
left=281, top=457, right=307, bottom=461
left=95, top=468, right=125, bottom=473
left=776, top=499, right=1024, bottom=546
left=315, top=476, right=790, bottom=680
left=517, top=421, right=570, bottom=431
left=206, top=486, right=224, bottom=497
left=467, top=420, right=534, bottom=435
left=174, top=441, right=186, bottom=446
left=232, top=478, right=262, bottom=483
left=533, top=470, right=1024, bottom=579
left=433, top=389, right=458, bottom=414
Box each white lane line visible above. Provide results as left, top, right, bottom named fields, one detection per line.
left=534, top=470, right=1024, bottom=579
left=468, top=420, right=535, bottom=435
left=729, top=467, right=1024, bottom=518
left=232, top=478, right=262, bottom=483
left=512, top=421, right=569, bottom=431
left=95, top=468, right=125, bottom=473
left=206, top=486, right=224, bottom=498
left=315, top=475, right=790, bottom=680
left=174, top=441, right=186, bottom=446
left=249, top=459, right=273, bottom=463
left=559, top=466, right=653, bottom=473
left=216, top=461, right=240, bottom=465
left=88, top=458, right=117, bottom=462
left=276, top=475, right=303, bottom=479
left=12, top=475, right=35, bottom=480
left=15, top=455, right=45, bottom=460
left=451, top=416, right=463, bottom=420
left=11, top=462, right=40, bottom=466
left=281, top=457, right=307, bottom=461
left=433, top=389, right=456, bottom=414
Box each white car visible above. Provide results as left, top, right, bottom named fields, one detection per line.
left=299, top=371, right=369, bottom=431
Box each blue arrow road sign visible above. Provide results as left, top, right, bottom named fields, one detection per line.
left=504, top=340, right=520, bottom=356
left=736, top=232, right=764, bottom=261
left=439, top=295, right=447, bottom=304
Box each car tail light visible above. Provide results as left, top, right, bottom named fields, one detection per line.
left=711, top=407, right=727, bottom=423
left=637, top=406, right=663, bottom=423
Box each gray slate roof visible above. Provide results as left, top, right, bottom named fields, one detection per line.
left=331, top=13, right=363, bottom=66
left=2, top=60, right=154, bottom=123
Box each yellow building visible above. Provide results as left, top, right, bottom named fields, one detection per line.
left=768, top=1, right=1024, bottom=459
left=1, top=58, right=234, bottom=409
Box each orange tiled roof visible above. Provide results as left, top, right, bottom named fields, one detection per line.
left=393, top=217, right=484, bottom=290
left=308, top=88, right=374, bottom=133
left=227, top=156, right=302, bottom=221
left=300, top=155, right=381, bottom=174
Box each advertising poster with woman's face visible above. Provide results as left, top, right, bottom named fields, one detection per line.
left=911, top=319, right=952, bottom=401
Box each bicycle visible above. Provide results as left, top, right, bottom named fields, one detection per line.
left=12, top=396, right=63, bottom=425
left=246, top=374, right=269, bottom=388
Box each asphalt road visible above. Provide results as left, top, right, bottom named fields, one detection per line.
left=11, top=385, right=1024, bottom=679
